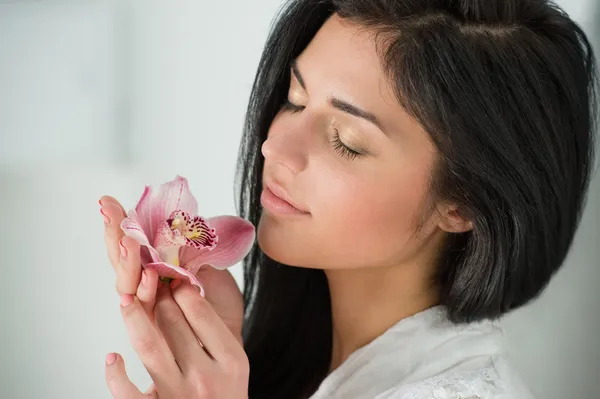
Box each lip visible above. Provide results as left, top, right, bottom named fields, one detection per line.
left=261, top=180, right=310, bottom=216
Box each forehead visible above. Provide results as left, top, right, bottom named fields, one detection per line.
left=294, top=14, right=397, bottom=108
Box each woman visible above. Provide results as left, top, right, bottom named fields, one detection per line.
left=99, top=0, right=597, bottom=398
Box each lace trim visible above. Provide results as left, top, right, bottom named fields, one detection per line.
left=392, top=367, right=509, bottom=399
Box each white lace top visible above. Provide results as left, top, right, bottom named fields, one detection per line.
left=309, top=306, right=535, bottom=399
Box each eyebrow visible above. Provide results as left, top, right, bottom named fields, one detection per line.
left=290, top=59, right=387, bottom=134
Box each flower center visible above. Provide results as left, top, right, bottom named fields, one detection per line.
left=167, top=211, right=218, bottom=250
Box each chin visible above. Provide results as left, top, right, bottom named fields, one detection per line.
left=256, top=213, right=321, bottom=269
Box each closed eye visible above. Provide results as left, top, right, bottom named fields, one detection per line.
left=281, top=99, right=304, bottom=113
left=281, top=99, right=362, bottom=160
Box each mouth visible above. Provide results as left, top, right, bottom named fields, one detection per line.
left=261, top=180, right=310, bottom=216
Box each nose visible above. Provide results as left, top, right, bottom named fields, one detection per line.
left=261, top=117, right=311, bottom=174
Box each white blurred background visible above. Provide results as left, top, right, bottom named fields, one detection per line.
left=0, top=1, right=598, bottom=398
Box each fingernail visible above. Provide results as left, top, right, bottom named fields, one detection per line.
left=119, top=239, right=128, bottom=258
left=170, top=279, right=181, bottom=290
left=98, top=199, right=103, bottom=206
left=141, top=270, right=147, bottom=285
left=100, top=208, right=110, bottom=224
left=106, top=353, right=117, bottom=365
left=120, top=294, right=134, bottom=307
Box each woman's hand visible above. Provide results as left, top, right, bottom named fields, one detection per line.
left=105, top=281, right=249, bottom=399
left=100, top=195, right=245, bottom=342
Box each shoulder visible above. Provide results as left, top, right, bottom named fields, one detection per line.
left=374, top=366, right=528, bottom=399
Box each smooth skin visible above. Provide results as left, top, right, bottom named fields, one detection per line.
left=100, top=196, right=249, bottom=398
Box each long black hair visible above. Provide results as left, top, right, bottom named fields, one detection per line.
left=235, top=1, right=598, bottom=398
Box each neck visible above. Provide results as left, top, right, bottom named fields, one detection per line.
left=324, top=263, right=439, bottom=374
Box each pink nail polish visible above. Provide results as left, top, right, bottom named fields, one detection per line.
left=141, top=271, right=147, bottom=285
left=106, top=353, right=117, bottom=365
left=170, top=279, right=181, bottom=290
left=119, top=239, right=128, bottom=258
left=120, top=294, right=134, bottom=307
left=100, top=208, right=110, bottom=224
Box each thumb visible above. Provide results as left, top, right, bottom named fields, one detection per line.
left=105, top=352, right=153, bottom=399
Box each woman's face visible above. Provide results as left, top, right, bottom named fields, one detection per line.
left=257, top=15, right=463, bottom=271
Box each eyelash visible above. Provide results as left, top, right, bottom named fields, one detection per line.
left=281, top=99, right=361, bottom=160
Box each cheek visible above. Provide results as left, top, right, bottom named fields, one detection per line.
left=314, top=168, right=431, bottom=268
left=256, top=165, right=433, bottom=269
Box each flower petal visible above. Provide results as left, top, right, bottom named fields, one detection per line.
left=180, top=215, right=255, bottom=271
left=120, top=210, right=161, bottom=263
left=155, top=175, right=199, bottom=220
left=133, top=185, right=154, bottom=241
left=153, top=220, right=186, bottom=265
left=153, top=220, right=186, bottom=249
left=144, top=262, right=205, bottom=297
left=134, top=176, right=199, bottom=244
left=178, top=247, right=209, bottom=276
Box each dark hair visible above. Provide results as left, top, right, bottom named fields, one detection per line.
left=235, top=0, right=598, bottom=397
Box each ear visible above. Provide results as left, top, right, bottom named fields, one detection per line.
left=437, top=204, right=473, bottom=233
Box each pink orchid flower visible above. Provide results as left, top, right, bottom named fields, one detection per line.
left=120, top=176, right=255, bottom=297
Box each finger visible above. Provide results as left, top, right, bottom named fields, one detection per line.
left=105, top=352, right=150, bottom=399
left=116, top=236, right=142, bottom=295
left=137, top=268, right=159, bottom=318
left=120, top=294, right=182, bottom=395
left=100, top=195, right=126, bottom=210
left=172, top=281, right=245, bottom=365
left=154, top=281, right=207, bottom=372
left=102, top=202, right=127, bottom=267
left=194, top=267, right=244, bottom=343
left=144, top=383, right=157, bottom=396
